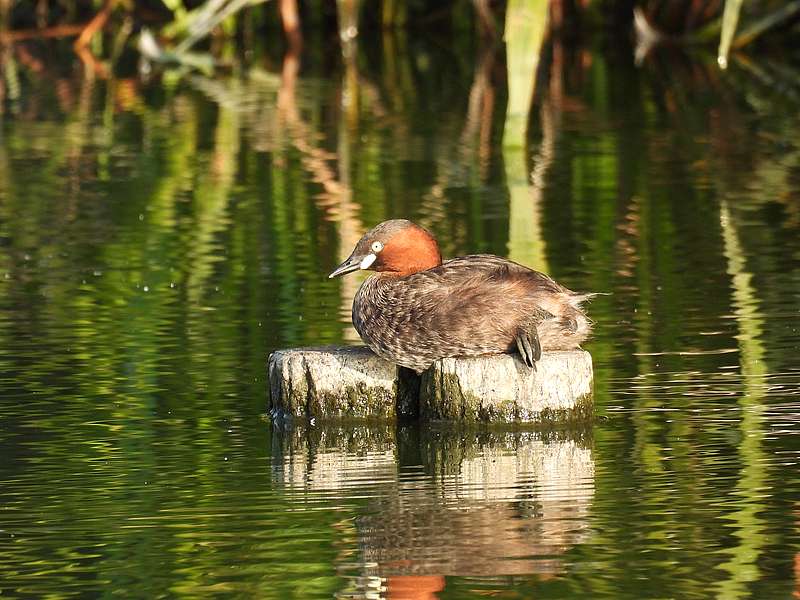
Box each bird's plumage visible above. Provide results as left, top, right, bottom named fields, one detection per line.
left=351, top=254, right=592, bottom=372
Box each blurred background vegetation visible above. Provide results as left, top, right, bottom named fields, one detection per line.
left=1, top=0, right=799, bottom=76
left=1, top=0, right=800, bottom=598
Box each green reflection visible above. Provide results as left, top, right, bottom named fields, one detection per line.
left=715, top=198, right=769, bottom=598
left=504, top=0, right=549, bottom=273
left=0, top=23, right=799, bottom=600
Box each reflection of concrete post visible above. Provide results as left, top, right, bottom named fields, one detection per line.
left=271, top=423, right=594, bottom=594
left=364, top=428, right=594, bottom=583
left=451, top=436, right=593, bottom=504
left=271, top=423, right=397, bottom=492
left=503, top=0, right=550, bottom=273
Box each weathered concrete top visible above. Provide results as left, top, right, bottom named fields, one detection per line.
left=268, top=345, right=593, bottom=424
left=420, top=351, right=593, bottom=422
left=269, top=346, right=410, bottom=420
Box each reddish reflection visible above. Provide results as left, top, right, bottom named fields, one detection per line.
left=386, top=575, right=445, bottom=600
left=273, top=424, right=594, bottom=598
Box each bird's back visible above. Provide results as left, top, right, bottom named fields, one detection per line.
left=353, top=255, right=591, bottom=371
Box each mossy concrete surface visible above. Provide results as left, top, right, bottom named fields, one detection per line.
left=269, top=346, right=402, bottom=419
left=419, top=351, right=594, bottom=424
left=268, top=346, right=593, bottom=423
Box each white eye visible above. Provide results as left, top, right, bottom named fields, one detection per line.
left=371, top=241, right=383, bottom=253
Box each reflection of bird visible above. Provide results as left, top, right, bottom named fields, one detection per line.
left=329, top=220, right=593, bottom=372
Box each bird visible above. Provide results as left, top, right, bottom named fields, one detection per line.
left=329, top=219, right=593, bottom=373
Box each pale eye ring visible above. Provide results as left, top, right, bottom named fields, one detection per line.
left=371, top=241, right=383, bottom=253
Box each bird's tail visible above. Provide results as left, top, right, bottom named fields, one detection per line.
left=570, top=291, right=610, bottom=307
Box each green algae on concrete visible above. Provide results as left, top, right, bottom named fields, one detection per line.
left=269, top=346, right=592, bottom=423
left=269, top=346, right=402, bottom=420
left=419, top=351, right=594, bottom=424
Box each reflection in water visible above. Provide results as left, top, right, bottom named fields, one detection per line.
left=272, top=425, right=397, bottom=496
left=1, top=14, right=800, bottom=600
left=716, top=195, right=768, bottom=598
left=504, top=0, right=549, bottom=272
left=272, top=423, right=594, bottom=597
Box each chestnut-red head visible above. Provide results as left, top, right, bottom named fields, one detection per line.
left=329, top=219, right=442, bottom=278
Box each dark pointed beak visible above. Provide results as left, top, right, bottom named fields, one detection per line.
left=328, top=254, right=363, bottom=279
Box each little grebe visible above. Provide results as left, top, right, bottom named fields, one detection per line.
left=329, top=219, right=592, bottom=373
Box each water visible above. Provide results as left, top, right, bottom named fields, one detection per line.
left=1, top=31, right=800, bottom=598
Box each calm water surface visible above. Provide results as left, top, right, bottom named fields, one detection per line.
left=1, top=32, right=800, bottom=598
